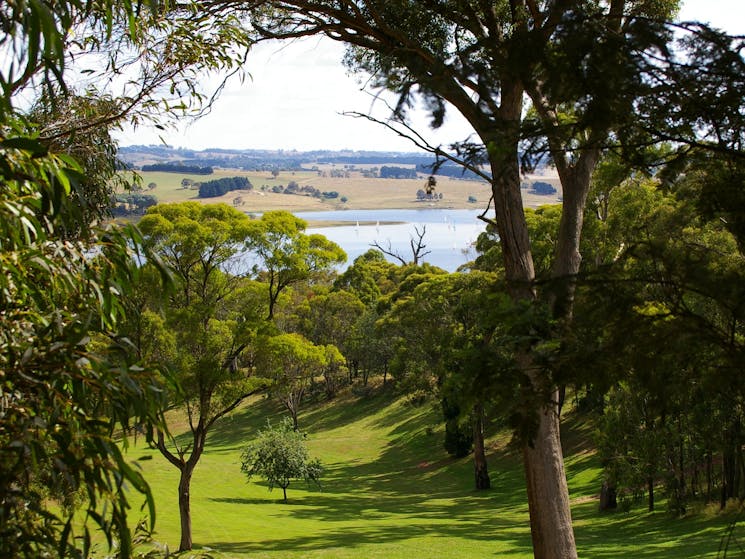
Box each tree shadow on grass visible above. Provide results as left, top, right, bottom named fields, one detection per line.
left=200, top=496, right=533, bottom=556
left=573, top=501, right=737, bottom=558
left=198, top=403, right=536, bottom=556
left=299, top=387, right=402, bottom=433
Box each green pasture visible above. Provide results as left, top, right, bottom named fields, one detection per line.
left=123, top=388, right=741, bottom=558
left=123, top=169, right=322, bottom=204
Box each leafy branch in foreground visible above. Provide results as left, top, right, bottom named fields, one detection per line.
left=0, top=122, right=168, bottom=558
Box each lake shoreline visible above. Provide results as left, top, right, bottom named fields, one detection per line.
left=300, top=208, right=488, bottom=272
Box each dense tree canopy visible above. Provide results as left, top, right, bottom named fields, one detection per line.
left=247, top=210, right=347, bottom=319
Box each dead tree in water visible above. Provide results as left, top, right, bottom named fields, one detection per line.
left=371, top=224, right=431, bottom=265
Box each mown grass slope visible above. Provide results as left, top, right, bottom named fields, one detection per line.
left=125, top=386, right=740, bottom=558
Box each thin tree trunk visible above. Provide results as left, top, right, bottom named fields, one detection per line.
left=706, top=450, right=713, bottom=503
left=678, top=416, right=686, bottom=507
left=473, top=403, right=491, bottom=490
left=648, top=477, right=655, bottom=512
left=723, top=422, right=738, bottom=508
left=178, top=464, right=195, bottom=552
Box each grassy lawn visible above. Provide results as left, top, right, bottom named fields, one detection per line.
left=120, top=386, right=739, bottom=558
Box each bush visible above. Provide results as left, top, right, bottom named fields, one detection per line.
left=240, top=417, right=322, bottom=502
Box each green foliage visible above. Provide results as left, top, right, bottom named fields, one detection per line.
left=334, top=249, right=398, bottom=306
left=30, top=91, right=133, bottom=232
left=240, top=417, right=323, bottom=502
left=135, top=201, right=270, bottom=550
left=568, top=163, right=745, bottom=514
left=255, top=333, right=329, bottom=428
left=198, top=175, right=253, bottom=198
left=0, top=121, right=167, bottom=556
left=247, top=210, right=346, bottom=318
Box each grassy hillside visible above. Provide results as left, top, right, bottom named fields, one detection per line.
left=123, top=386, right=738, bottom=558
left=123, top=168, right=561, bottom=214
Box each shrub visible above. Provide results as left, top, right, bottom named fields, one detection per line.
left=240, top=418, right=322, bottom=502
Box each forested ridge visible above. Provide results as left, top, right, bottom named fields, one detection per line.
left=2, top=1, right=745, bottom=559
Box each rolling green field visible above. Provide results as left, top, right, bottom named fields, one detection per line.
left=123, top=167, right=559, bottom=215
left=122, top=386, right=740, bottom=558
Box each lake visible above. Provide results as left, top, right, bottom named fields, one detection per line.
left=297, top=208, right=488, bottom=272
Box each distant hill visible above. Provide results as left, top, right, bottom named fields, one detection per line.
left=118, top=145, right=436, bottom=173
left=118, top=145, right=551, bottom=182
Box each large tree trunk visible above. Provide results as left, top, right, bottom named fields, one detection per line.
left=486, top=80, right=578, bottom=559
left=522, top=387, right=577, bottom=559
left=473, top=403, right=491, bottom=490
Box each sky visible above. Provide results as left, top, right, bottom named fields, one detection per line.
left=114, top=0, right=745, bottom=153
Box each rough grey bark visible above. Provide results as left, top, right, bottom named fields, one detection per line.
left=522, top=390, right=577, bottom=558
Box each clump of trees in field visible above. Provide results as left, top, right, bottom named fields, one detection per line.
left=529, top=181, right=557, bottom=196
left=112, top=193, right=158, bottom=216
left=270, top=180, right=341, bottom=200
left=198, top=175, right=253, bottom=198
left=380, top=165, right=418, bottom=179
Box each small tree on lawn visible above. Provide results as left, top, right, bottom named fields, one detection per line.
left=240, top=418, right=323, bottom=502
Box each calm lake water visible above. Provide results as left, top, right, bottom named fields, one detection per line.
left=296, top=208, right=488, bottom=272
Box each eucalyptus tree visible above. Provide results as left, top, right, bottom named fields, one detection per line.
left=334, top=248, right=399, bottom=306
left=385, top=271, right=502, bottom=490
left=289, top=288, right=365, bottom=395
left=255, top=333, right=329, bottom=430
left=0, top=139, right=168, bottom=559
left=247, top=210, right=347, bottom=319
left=555, top=158, right=745, bottom=513
left=137, top=202, right=268, bottom=552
